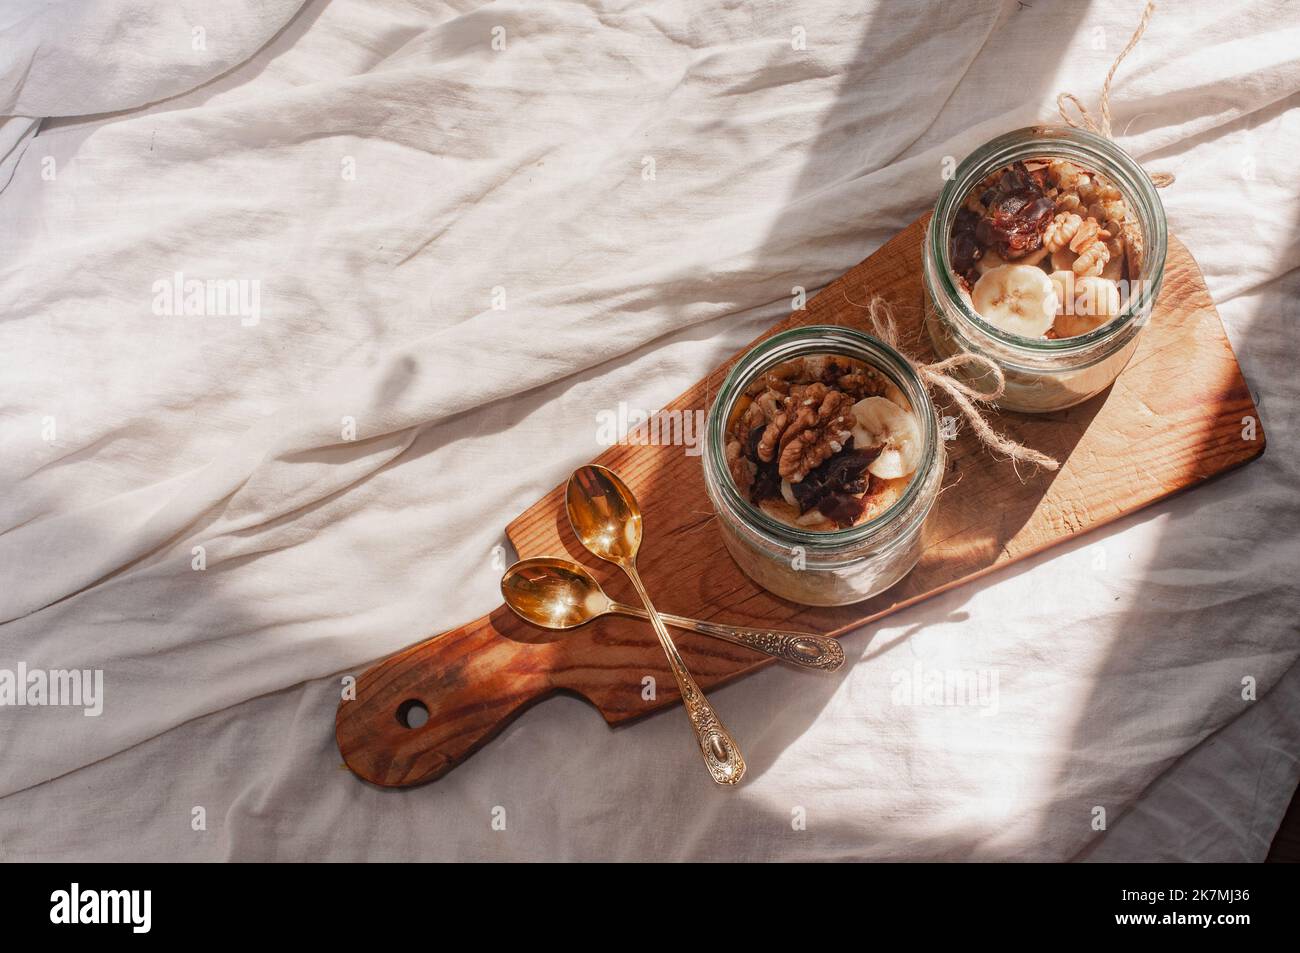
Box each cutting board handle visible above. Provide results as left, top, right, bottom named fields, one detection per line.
left=336, top=608, right=558, bottom=787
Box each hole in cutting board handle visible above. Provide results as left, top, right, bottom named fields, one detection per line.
left=396, top=699, right=429, bottom=729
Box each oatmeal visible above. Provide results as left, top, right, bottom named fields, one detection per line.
left=704, top=327, right=943, bottom=606
left=723, top=354, right=922, bottom=532
left=949, top=158, right=1143, bottom=341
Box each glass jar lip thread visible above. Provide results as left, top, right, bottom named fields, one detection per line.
left=926, top=124, right=1167, bottom=356
left=705, top=325, right=939, bottom=557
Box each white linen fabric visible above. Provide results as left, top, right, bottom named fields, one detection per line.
left=0, top=0, right=1296, bottom=861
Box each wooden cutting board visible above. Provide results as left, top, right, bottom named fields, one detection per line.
left=336, top=215, right=1266, bottom=787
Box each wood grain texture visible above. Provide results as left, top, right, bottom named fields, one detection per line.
left=337, top=215, right=1265, bottom=787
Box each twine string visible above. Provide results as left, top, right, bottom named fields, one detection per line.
left=853, top=295, right=1061, bottom=472
left=1056, top=1, right=1174, bottom=188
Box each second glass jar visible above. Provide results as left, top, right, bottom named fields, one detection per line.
left=923, top=125, right=1167, bottom=413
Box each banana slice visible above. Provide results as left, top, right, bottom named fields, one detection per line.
left=1048, top=269, right=1075, bottom=312
left=852, top=396, right=922, bottom=480
left=970, top=264, right=1058, bottom=338
left=1055, top=275, right=1121, bottom=337
left=795, top=508, right=831, bottom=528
left=779, top=478, right=798, bottom=507
left=975, top=247, right=1005, bottom=275
left=1011, top=244, right=1049, bottom=267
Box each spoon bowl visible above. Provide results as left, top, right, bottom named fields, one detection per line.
left=500, top=557, right=612, bottom=629
left=565, top=465, right=642, bottom=564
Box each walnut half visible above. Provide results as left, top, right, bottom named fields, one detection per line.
left=775, top=386, right=856, bottom=483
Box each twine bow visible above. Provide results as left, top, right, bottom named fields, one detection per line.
left=852, top=295, right=1060, bottom=472
left=1056, top=1, right=1174, bottom=187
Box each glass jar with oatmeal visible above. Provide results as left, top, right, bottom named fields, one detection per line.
left=702, top=326, right=943, bottom=606
left=923, top=125, right=1167, bottom=413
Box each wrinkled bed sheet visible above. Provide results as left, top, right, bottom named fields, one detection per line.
left=1, top=0, right=1297, bottom=860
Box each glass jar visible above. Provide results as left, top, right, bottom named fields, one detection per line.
left=702, top=326, right=944, bottom=606
left=923, top=125, right=1167, bottom=413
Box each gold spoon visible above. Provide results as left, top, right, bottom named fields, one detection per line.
left=501, top=557, right=844, bottom=672
left=566, top=464, right=745, bottom=784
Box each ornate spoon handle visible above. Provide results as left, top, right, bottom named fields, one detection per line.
left=620, top=563, right=746, bottom=785
left=612, top=605, right=844, bottom=672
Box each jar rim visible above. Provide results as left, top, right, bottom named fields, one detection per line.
left=704, top=325, right=939, bottom=555
left=927, top=124, right=1167, bottom=355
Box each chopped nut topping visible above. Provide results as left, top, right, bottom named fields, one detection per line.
left=725, top=355, right=900, bottom=529
left=1044, top=212, right=1082, bottom=253
left=950, top=157, right=1144, bottom=339
left=1069, top=217, right=1111, bottom=276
